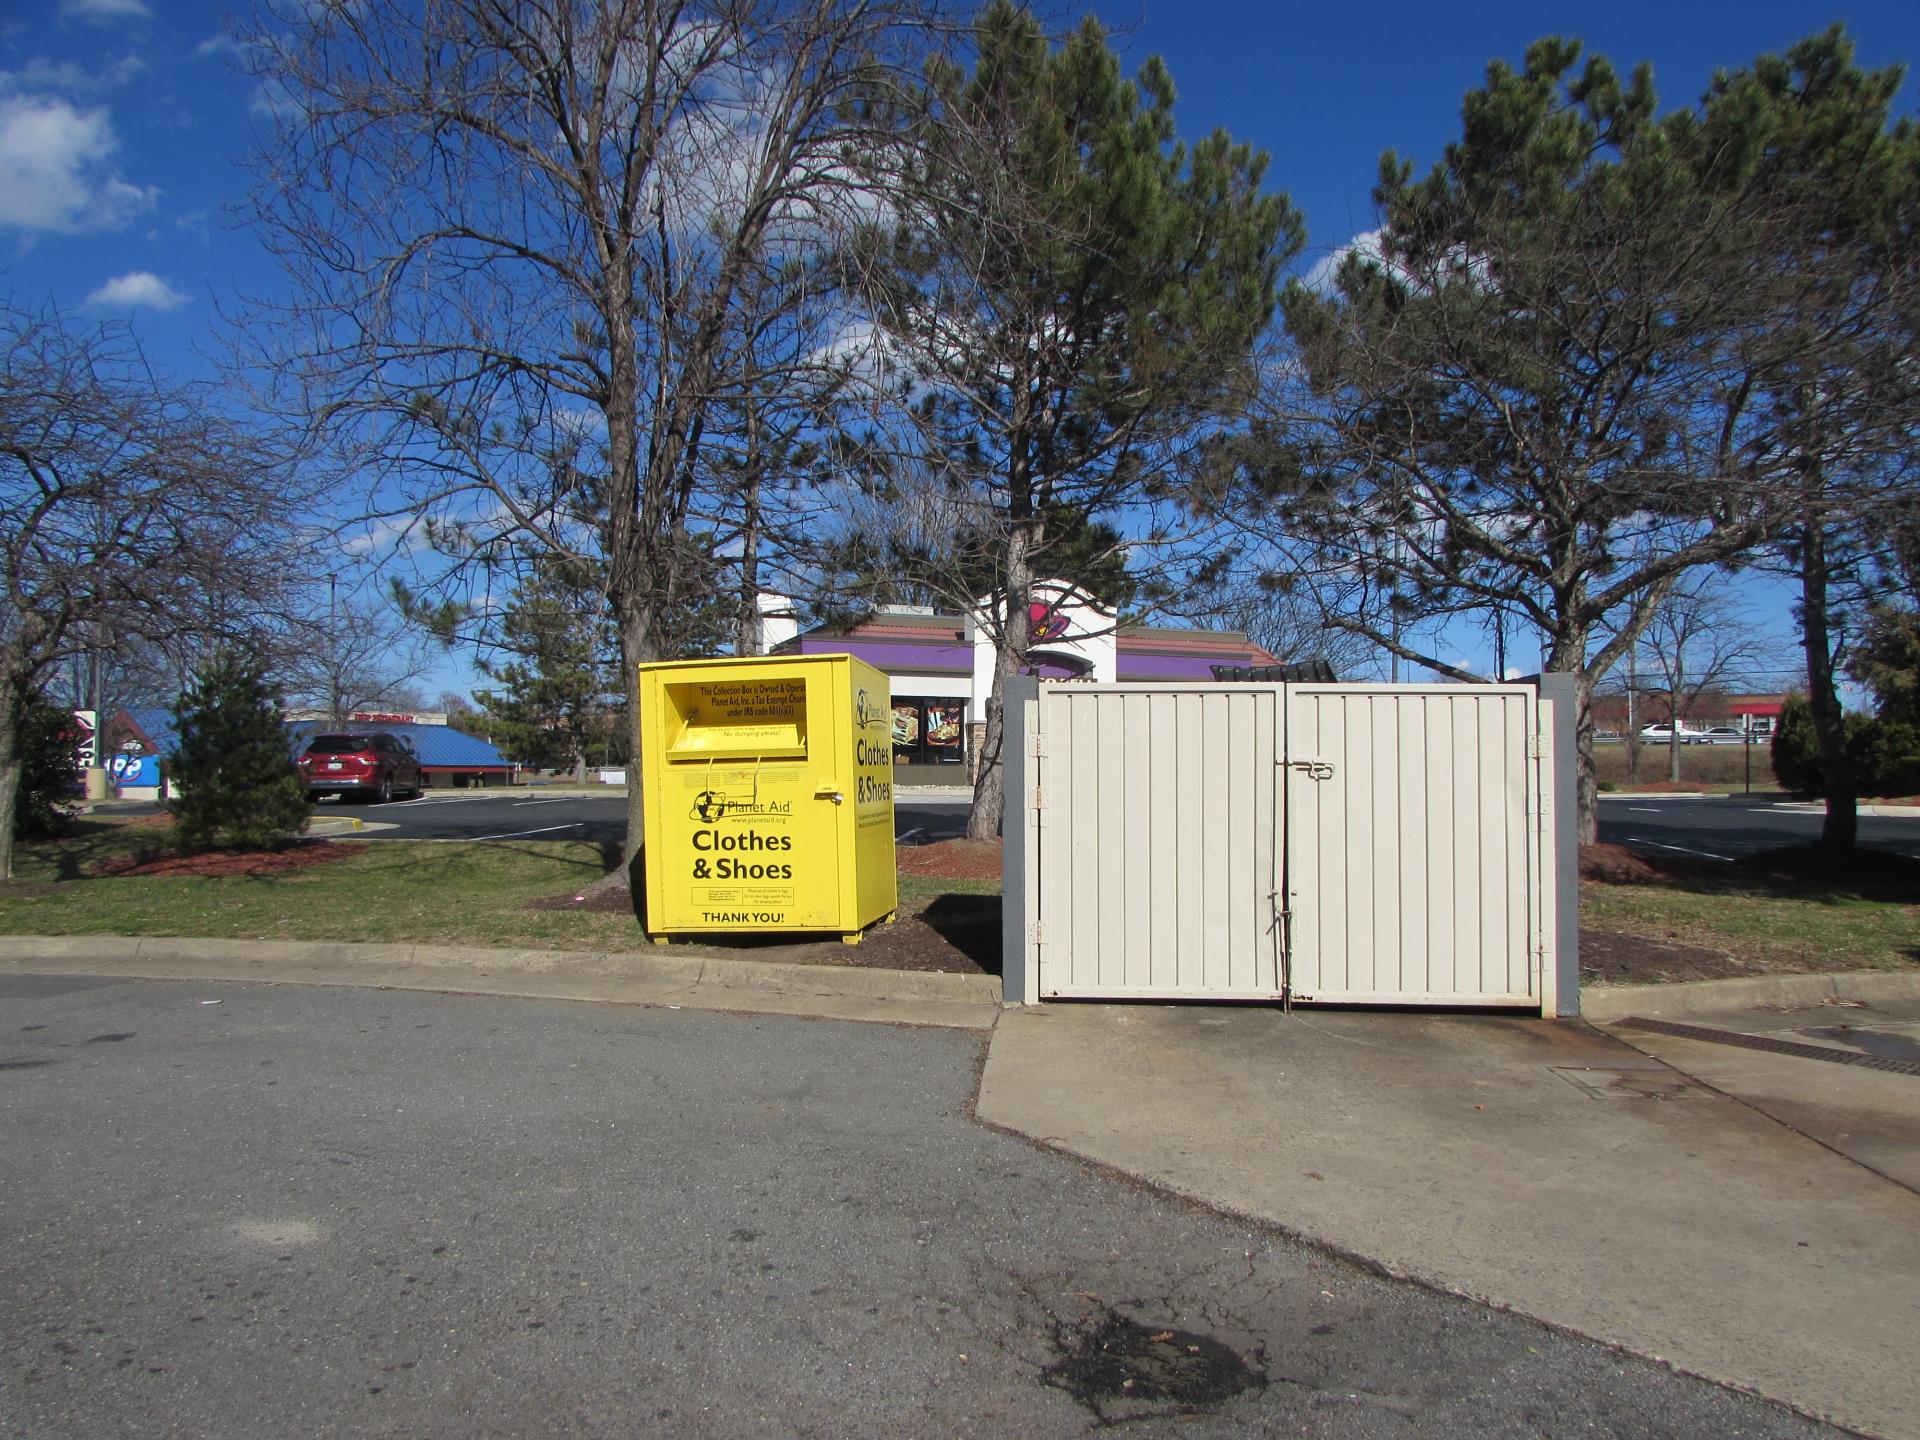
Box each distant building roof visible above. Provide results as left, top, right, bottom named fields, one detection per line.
left=119, top=706, right=179, bottom=758
left=115, top=708, right=515, bottom=771
left=285, top=720, right=514, bottom=769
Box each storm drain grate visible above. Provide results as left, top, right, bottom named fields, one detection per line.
left=1618, top=1017, right=1920, bottom=1078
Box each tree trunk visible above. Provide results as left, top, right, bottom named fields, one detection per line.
left=967, top=519, right=1036, bottom=841
left=1542, top=631, right=1599, bottom=846
left=736, top=443, right=762, bottom=657
left=0, top=686, right=20, bottom=882
left=1799, top=520, right=1858, bottom=850
left=1570, top=667, right=1599, bottom=847
left=617, top=604, right=660, bottom=866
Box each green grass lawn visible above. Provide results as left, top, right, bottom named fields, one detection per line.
left=6, top=821, right=1912, bottom=979
left=0, top=822, right=999, bottom=953
left=1580, top=869, right=1919, bottom=975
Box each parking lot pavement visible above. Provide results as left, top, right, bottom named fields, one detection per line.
left=1595, top=794, right=1920, bottom=861
left=0, top=977, right=1842, bottom=1440
left=978, top=1002, right=1920, bottom=1440
left=1597, top=991, right=1920, bottom=1193
left=295, top=789, right=974, bottom=846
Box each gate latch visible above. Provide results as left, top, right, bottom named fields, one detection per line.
left=1285, top=759, right=1336, bottom=781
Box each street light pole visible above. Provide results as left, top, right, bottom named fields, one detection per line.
left=327, top=573, right=340, bottom=724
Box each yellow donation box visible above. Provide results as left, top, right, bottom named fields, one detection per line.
left=637, top=654, right=897, bottom=944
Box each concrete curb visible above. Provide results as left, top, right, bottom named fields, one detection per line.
left=1581, top=968, right=1920, bottom=1022
left=0, top=934, right=1001, bottom=1030
left=1600, top=790, right=1716, bottom=798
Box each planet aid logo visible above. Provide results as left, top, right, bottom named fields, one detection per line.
left=684, top=779, right=797, bottom=924
left=852, top=685, right=892, bottom=808
left=853, top=687, right=887, bottom=732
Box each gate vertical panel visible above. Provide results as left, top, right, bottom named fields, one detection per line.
left=1286, top=685, right=1538, bottom=1006
left=1037, top=684, right=1279, bottom=999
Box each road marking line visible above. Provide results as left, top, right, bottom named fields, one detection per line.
left=441, top=823, right=586, bottom=842
left=1628, top=807, right=1660, bottom=813
left=1626, top=836, right=1735, bottom=862
left=511, top=798, right=566, bottom=807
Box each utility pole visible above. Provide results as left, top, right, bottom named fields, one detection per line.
left=328, top=573, right=340, bottom=724
left=1626, top=648, right=1639, bottom=782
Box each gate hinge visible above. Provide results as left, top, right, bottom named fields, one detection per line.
left=1029, top=732, right=1048, bottom=757
left=1032, top=785, right=1045, bottom=810
left=1528, top=734, right=1548, bottom=759
left=1027, top=921, right=1046, bottom=947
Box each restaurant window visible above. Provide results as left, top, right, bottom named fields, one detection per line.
left=890, top=696, right=967, bottom=765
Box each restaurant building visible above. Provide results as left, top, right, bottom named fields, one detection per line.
left=757, top=582, right=1279, bottom=786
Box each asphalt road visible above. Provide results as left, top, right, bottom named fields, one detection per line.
left=329, top=789, right=1920, bottom=864
left=1594, top=795, right=1920, bottom=861
left=327, top=789, right=974, bottom=847
left=0, top=975, right=1837, bottom=1440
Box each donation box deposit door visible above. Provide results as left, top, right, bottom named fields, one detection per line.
left=638, top=654, right=897, bottom=943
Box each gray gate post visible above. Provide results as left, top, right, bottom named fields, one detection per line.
left=1537, top=672, right=1581, bottom=1016
left=999, top=677, right=1040, bottom=1005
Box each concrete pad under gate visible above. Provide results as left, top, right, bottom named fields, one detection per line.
left=977, top=1003, right=1920, bottom=1440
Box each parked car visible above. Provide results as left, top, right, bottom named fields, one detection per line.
left=1699, top=726, right=1755, bottom=745
left=297, top=731, right=424, bottom=802
left=1638, top=724, right=1709, bottom=745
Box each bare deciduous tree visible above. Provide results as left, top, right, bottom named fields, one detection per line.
left=1629, top=579, right=1780, bottom=782
left=279, top=589, right=442, bottom=724
left=244, top=0, right=932, bottom=861
left=0, top=303, right=299, bottom=876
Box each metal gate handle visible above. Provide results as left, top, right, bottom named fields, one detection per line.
left=1286, top=759, right=1335, bottom=781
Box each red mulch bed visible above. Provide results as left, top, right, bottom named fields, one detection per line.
left=1578, top=843, right=1672, bottom=884
left=95, top=841, right=367, bottom=878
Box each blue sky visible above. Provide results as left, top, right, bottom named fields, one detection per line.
left=5, top=0, right=1915, bottom=696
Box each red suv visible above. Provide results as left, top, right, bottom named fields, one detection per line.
left=297, top=731, right=424, bottom=803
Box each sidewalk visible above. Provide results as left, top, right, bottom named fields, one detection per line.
left=0, top=935, right=1000, bottom=1031
left=977, top=999, right=1920, bottom=1440
left=3, top=933, right=1916, bottom=1436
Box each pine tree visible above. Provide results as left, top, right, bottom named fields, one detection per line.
left=474, top=557, right=624, bottom=781
left=856, top=2, right=1301, bottom=836
left=11, top=697, right=80, bottom=842
left=170, top=654, right=309, bottom=853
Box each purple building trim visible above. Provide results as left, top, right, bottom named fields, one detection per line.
left=791, top=636, right=973, bottom=674
left=1115, top=652, right=1247, bottom=680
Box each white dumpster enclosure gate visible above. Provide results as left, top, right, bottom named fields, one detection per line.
left=1000, top=677, right=1579, bottom=1016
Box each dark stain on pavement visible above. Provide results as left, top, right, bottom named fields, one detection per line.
left=1042, top=1306, right=1266, bottom=1424
left=1795, top=1025, right=1920, bottom=1066
left=86, top=1033, right=136, bottom=1044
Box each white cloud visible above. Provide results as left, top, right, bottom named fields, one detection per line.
left=1302, top=228, right=1386, bottom=293
left=87, top=270, right=189, bottom=309
left=248, top=76, right=302, bottom=119
left=343, top=515, right=421, bottom=557
left=173, top=207, right=213, bottom=244
left=0, top=95, right=157, bottom=232
left=60, top=0, right=153, bottom=23
left=196, top=31, right=249, bottom=60
left=552, top=407, right=608, bottom=440
left=0, top=56, right=137, bottom=94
